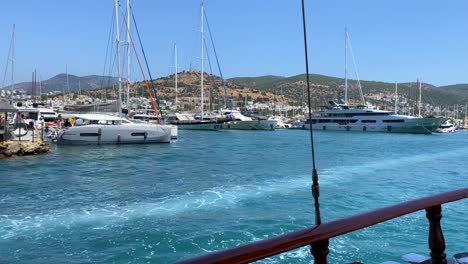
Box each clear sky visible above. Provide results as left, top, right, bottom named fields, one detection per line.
left=0, top=0, right=467, bottom=86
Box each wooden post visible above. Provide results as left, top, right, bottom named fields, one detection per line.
left=310, top=239, right=329, bottom=264
left=426, top=205, right=447, bottom=264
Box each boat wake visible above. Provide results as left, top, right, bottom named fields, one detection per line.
left=2, top=146, right=467, bottom=241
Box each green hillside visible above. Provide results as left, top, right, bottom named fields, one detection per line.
left=228, top=74, right=468, bottom=107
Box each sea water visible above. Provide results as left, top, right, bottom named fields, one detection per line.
left=0, top=130, right=467, bottom=263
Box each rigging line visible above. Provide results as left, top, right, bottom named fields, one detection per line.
left=100, top=6, right=116, bottom=91
left=122, top=12, right=159, bottom=117
left=204, top=40, right=218, bottom=112
left=1, top=29, right=14, bottom=89
left=131, top=11, right=160, bottom=110
left=203, top=9, right=231, bottom=110
left=346, top=31, right=365, bottom=105
left=301, top=0, right=321, bottom=226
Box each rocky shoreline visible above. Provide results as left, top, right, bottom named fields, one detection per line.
left=0, top=141, right=50, bottom=159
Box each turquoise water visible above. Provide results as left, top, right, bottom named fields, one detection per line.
left=1, top=130, right=467, bottom=263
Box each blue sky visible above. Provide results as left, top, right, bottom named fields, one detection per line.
left=0, top=0, right=467, bottom=86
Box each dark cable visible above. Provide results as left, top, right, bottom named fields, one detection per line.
left=301, top=0, right=321, bottom=226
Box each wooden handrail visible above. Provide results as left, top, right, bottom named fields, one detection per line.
left=177, top=188, right=468, bottom=264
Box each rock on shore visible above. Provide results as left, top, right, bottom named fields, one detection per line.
left=0, top=141, right=50, bottom=159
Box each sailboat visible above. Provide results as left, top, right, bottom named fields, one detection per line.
left=304, top=29, right=445, bottom=134
left=57, top=0, right=171, bottom=145
left=166, top=1, right=221, bottom=131
left=191, top=2, right=277, bottom=131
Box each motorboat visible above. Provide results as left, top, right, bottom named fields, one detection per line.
left=217, top=109, right=277, bottom=131
left=435, top=119, right=456, bottom=133
left=166, top=113, right=221, bottom=131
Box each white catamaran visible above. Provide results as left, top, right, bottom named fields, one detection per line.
left=57, top=0, right=172, bottom=144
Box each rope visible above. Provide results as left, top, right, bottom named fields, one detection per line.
left=346, top=31, right=365, bottom=105
left=131, top=11, right=160, bottom=111
left=120, top=12, right=160, bottom=119
left=301, top=0, right=321, bottom=226
left=203, top=9, right=231, bottom=110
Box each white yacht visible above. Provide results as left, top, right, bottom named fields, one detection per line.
left=57, top=114, right=171, bottom=144
left=166, top=113, right=221, bottom=131
left=217, top=109, right=277, bottom=131
left=305, top=101, right=445, bottom=134
left=435, top=119, right=456, bottom=133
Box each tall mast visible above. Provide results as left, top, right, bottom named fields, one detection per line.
left=344, top=27, right=348, bottom=105
left=126, top=0, right=131, bottom=106
left=465, top=102, right=467, bottom=127
left=174, top=43, right=178, bottom=110
left=66, top=65, right=70, bottom=100
left=31, top=71, right=35, bottom=103
left=63, top=65, right=67, bottom=103
left=10, top=24, right=16, bottom=100
left=115, top=0, right=123, bottom=117
left=418, top=79, right=422, bottom=117
left=200, top=0, right=204, bottom=119
left=39, top=74, right=42, bottom=101
left=394, top=81, right=398, bottom=114
left=34, top=70, right=37, bottom=102
left=78, top=80, right=81, bottom=98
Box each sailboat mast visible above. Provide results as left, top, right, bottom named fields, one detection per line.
left=418, top=79, right=422, bottom=117
left=115, top=0, right=123, bottom=117
left=344, top=27, right=348, bottom=105
left=174, top=43, right=178, bottom=110
left=39, top=75, right=42, bottom=101
left=10, top=24, right=15, bottom=100
left=394, top=81, right=398, bottom=114
left=465, top=102, right=467, bottom=127
left=126, top=0, right=131, bottom=106
left=200, top=0, right=204, bottom=119
left=64, top=65, right=69, bottom=104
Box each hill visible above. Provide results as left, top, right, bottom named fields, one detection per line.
left=228, top=74, right=468, bottom=108
left=1, top=74, right=118, bottom=94
left=4, top=71, right=468, bottom=112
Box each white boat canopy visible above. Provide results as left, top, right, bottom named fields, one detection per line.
left=73, top=114, right=124, bottom=121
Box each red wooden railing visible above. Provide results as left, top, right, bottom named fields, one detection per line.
left=177, top=188, right=468, bottom=264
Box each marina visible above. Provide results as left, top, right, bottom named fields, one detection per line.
left=1, top=0, right=468, bottom=263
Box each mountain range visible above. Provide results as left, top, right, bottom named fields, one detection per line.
left=1, top=74, right=118, bottom=94
left=2, top=72, right=468, bottom=108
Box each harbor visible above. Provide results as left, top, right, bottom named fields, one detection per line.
left=1, top=0, right=468, bottom=263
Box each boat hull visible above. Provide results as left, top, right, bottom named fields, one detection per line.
left=218, top=120, right=277, bottom=130
left=57, top=124, right=172, bottom=145
left=172, top=121, right=220, bottom=131
left=305, top=118, right=445, bottom=134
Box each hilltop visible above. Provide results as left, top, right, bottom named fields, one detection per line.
left=1, top=74, right=118, bottom=94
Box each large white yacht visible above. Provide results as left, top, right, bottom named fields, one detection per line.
left=304, top=101, right=445, bottom=134
left=56, top=114, right=172, bottom=144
